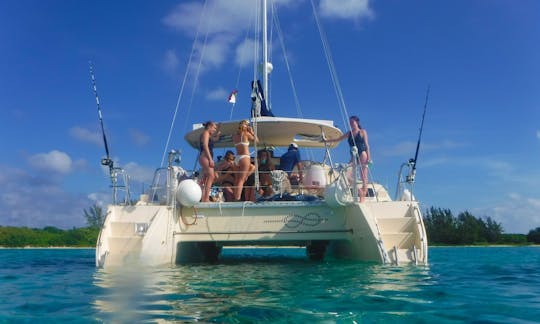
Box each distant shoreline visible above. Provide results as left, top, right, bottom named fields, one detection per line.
left=1, top=245, right=538, bottom=249
left=430, top=244, right=539, bottom=248
left=0, top=246, right=95, bottom=249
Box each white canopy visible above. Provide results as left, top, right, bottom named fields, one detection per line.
left=184, top=116, right=343, bottom=149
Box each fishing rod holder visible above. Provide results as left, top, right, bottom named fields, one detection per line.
left=109, top=166, right=131, bottom=205
left=167, top=149, right=181, bottom=167
left=101, top=158, right=113, bottom=167
left=395, top=160, right=416, bottom=201
left=406, top=159, right=417, bottom=183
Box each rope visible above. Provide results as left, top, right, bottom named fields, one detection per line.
left=272, top=6, right=303, bottom=119
left=181, top=1, right=217, bottom=136
left=180, top=205, right=198, bottom=226
left=160, top=0, right=209, bottom=167
left=309, top=0, right=351, bottom=134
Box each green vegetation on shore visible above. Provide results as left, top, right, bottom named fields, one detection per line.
left=0, top=205, right=539, bottom=247
left=0, top=204, right=104, bottom=248
left=0, top=226, right=99, bottom=247
left=423, top=207, right=537, bottom=245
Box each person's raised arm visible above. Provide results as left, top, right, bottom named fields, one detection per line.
left=325, top=131, right=349, bottom=143
left=247, top=126, right=259, bottom=143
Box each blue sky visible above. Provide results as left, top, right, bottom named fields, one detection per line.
left=1, top=0, right=539, bottom=233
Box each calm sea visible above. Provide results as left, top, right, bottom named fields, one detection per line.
left=0, top=247, right=539, bottom=323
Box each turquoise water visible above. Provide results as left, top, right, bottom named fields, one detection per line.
left=1, top=247, right=539, bottom=323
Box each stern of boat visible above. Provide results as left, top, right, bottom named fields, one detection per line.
left=95, top=205, right=175, bottom=268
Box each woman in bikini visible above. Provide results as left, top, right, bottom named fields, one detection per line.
left=199, top=121, right=220, bottom=202
left=325, top=115, right=371, bottom=201
left=232, top=120, right=257, bottom=201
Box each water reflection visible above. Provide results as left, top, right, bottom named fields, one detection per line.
left=92, top=248, right=434, bottom=322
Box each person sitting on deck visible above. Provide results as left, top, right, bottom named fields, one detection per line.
left=214, top=150, right=236, bottom=202
left=257, top=149, right=275, bottom=197
left=279, top=143, right=303, bottom=186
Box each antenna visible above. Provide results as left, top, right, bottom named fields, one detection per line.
left=89, top=61, right=114, bottom=172
left=407, top=85, right=430, bottom=183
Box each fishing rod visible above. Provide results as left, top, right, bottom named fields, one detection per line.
left=89, top=61, right=114, bottom=173
left=407, top=85, right=430, bottom=183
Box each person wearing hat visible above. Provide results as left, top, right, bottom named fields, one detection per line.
left=279, top=143, right=303, bottom=185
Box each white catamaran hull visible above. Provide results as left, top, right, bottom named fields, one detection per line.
left=96, top=199, right=428, bottom=268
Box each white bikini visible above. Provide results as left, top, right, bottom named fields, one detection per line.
left=234, top=137, right=250, bottom=166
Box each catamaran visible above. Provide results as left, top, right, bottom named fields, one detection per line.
left=95, top=0, right=428, bottom=268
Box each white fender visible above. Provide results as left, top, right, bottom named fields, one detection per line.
left=175, top=179, right=202, bottom=207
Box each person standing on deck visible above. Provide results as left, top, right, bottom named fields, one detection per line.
left=199, top=121, right=220, bottom=202
left=325, top=115, right=371, bottom=201
left=232, top=120, right=257, bottom=201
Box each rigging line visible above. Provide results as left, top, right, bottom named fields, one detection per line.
left=273, top=4, right=302, bottom=119
left=273, top=5, right=319, bottom=161
left=160, top=0, right=209, bottom=167
left=253, top=0, right=261, bottom=84
left=229, top=6, right=256, bottom=121
left=310, top=0, right=350, bottom=133
left=267, top=0, right=275, bottom=108
left=181, top=0, right=217, bottom=137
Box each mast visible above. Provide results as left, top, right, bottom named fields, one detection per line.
left=262, top=0, right=270, bottom=111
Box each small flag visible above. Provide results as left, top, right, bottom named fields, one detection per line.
left=228, top=90, right=238, bottom=104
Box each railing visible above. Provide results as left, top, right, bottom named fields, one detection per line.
left=110, top=167, right=131, bottom=205
left=135, top=151, right=385, bottom=205
left=395, top=161, right=416, bottom=201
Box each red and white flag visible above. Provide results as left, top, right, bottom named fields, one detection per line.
left=228, top=90, right=238, bottom=104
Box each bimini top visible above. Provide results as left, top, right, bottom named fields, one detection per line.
left=184, top=116, right=343, bottom=149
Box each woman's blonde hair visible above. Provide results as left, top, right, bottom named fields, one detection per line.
left=238, top=120, right=249, bottom=131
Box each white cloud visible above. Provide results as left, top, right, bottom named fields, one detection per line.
left=0, top=165, right=91, bottom=229
left=380, top=140, right=416, bottom=157
left=123, top=162, right=155, bottom=185
left=473, top=193, right=540, bottom=234
left=88, top=192, right=111, bottom=207
left=162, top=49, right=179, bottom=72
left=198, top=35, right=233, bottom=69
left=28, top=150, right=72, bottom=175
left=69, top=126, right=101, bottom=146
left=380, top=139, right=465, bottom=158
left=319, top=0, right=374, bottom=20
left=161, top=0, right=305, bottom=75
left=163, top=0, right=258, bottom=37
left=129, top=129, right=150, bottom=146
left=235, top=38, right=256, bottom=68
left=206, top=87, right=229, bottom=101
left=536, top=130, right=540, bottom=140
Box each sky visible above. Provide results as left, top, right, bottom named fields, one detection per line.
left=1, top=0, right=539, bottom=233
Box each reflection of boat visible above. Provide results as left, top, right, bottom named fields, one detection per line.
left=95, top=0, right=428, bottom=268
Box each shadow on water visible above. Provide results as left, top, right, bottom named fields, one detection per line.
left=92, top=248, right=436, bottom=323
left=2, top=248, right=538, bottom=322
